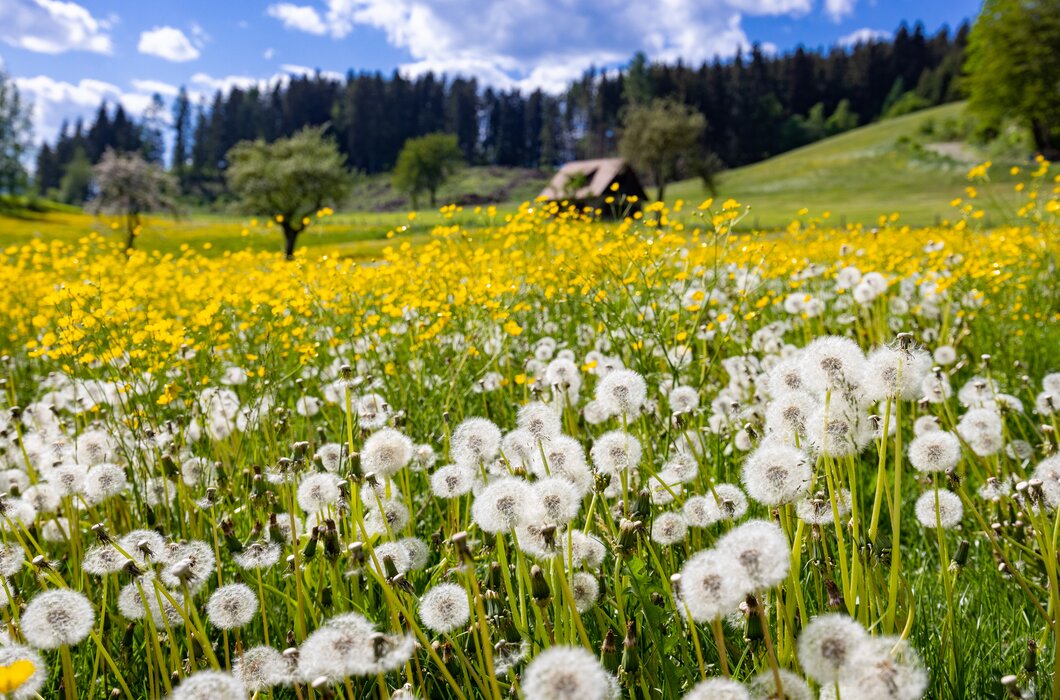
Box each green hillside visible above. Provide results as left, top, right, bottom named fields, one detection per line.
left=669, top=102, right=1030, bottom=228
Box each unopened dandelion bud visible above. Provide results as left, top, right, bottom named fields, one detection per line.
left=322, top=519, right=340, bottom=559
left=825, top=578, right=845, bottom=610
left=159, top=452, right=178, bottom=477
left=31, top=554, right=50, bottom=571
left=744, top=607, right=764, bottom=641
left=321, top=586, right=333, bottom=609
left=292, top=441, right=309, bottom=460
left=122, top=559, right=142, bottom=577
left=947, top=469, right=962, bottom=490
left=204, top=487, right=217, bottom=505
left=601, top=628, right=619, bottom=672
left=621, top=620, right=639, bottom=675
left=950, top=539, right=970, bottom=572
left=896, top=332, right=914, bottom=348
left=1026, top=640, right=1038, bottom=674
left=339, top=364, right=353, bottom=381
left=302, top=527, right=319, bottom=560
left=650, top=591, right=664, bottom=607
left=170, top=559, right=194, bottom=585
left=530, top=565, right=551, bottom=606
left=111, top=688, right=121, bottom=697
left=618, top=519, right=641, bottom=553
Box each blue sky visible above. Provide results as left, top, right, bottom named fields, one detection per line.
left=0, top=0, right=983, bottom=143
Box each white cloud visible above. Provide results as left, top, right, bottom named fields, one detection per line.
left=824, top=0, right=856, bottom=22
left=138, top=26, right=201, bottom=62
left=265, top=0, right=817, bottom=92
left=14, top=75, right=159, bottom=142
left=131, top=79, right=180, bottom=97
left=263, top=47, right=276, bottom=60
left=838, top=27, right=890, bottom=47
left=267, top=3, right=328, bottom=35
left=281, top=64, right=345, bottom=82
left=0, top=0, right=112, bottom=54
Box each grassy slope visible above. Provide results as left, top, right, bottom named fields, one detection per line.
left=669, top=102, right=1027, bottom=229
left=346, top=165, right=549, bottom=212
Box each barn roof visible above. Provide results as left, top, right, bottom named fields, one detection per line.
left=538, top=158, right=635, bottom=200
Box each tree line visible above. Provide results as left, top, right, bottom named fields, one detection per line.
left=30, top=21, right=970, bottom=203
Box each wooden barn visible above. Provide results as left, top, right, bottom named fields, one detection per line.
left=538, top=158, right=648, bottom=216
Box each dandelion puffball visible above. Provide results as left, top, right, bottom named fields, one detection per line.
left=21, top=589, right=95, bottom=649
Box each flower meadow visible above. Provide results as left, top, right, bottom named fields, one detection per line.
left=0, top=161, right=1058, bottom=700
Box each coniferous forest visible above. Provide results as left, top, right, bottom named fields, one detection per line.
left=34, top=22, right=969, bottom=201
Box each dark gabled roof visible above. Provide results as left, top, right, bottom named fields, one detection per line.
left=538, top=158, right=635, bottom=200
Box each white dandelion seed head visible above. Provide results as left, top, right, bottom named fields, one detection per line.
left=595, top=368, right=647, bottom=418
left=46, top=462, right=87, bottom=497
left=500, top=428, right=537, bottom=469
left=806, top=401, right=873, bottom=458
left=567, top=531, right=607, bottom=570
left=908, top=431, right=961, bottom=474
left=1, top=498, right=37, bottom=530
left=570, top=571, right=600, bottom=612
left=400, top=537, right=430, bottom=570
left=21, top=589, right=95, bottom=649
left=764, top=391, right=818, bottom=445
left=799, top=336, right=867, bottom=395
left=0, top=469, right=30, bottom=496
left=933, top=345, right=957, bottom=366
left=837, top=635, right=928, bottom=700
left=797, top=613, right=869, bottom=684
left=914, top=489, right=963, bottom=529
left=590, top=431, right=642, bottom=475
left=533, top=476, right=582, bottom=524
left=84, top=462, right=128, bottom=504
left=717, top=519, right=791, bottom=591
left=957, top=376, right=999, bottom=408
left=531, top=435, right=592, bottom=496
left=418, top=582, right=470, bottom=634
left=82, top=544, right=132, bottom=576
left=956, top=407, right=1003, bottom=456
left=168, top=670, right=246, bottom=700
left=0, top=543, right=25, bottom=577
left=471, top=477, right=534, bottom=533
left=651, top=511, right=689, bottom=546
left=920, top=373, right=952, bottom=404
left=451, top=417, right=503, bottom=468
left=682, top=677, right=749, bottom=700
left=142, top=476, right=177, bottom=508
left=747, top=668, right=812, bottom=700
left=160, top=540, right=216, bottom=591
left=370, top=541, right=412, bottom=578
left=315, top=443, right=344, bottom=472
left=361, top=428, right=414, bottom=479
left=583, top=400, right=611, bottom=425
left=741, top=442, right=812, bottom=506
left=795, top=489, right=851, bottom=526
left=517, top=402, right=563, bottom=441
left=862, top=345, right=932, bottom=402
left=180, top=457, right=215, bottom=487
left=234, top=645, right=293, bottom=691
left=430, top=463, right=476, bottom=499
left=206, top=583, right=259, bottom=629
left=118, top=529, right=167, bottom=563
left=233, top=540, right=281, bottom=571
left=22, top=482, right=59, bottom=514
left=522, top=645, right=617, bottom=700
left=357, top=393, right=391, bottom=430
left=297, top=472, right=343, bottom=513
left=678, top=549, right=747, bottom=622
left=912, top=416, right=941, bottom=436
left=668, top=386, right=700, bottom=414
left=74, top=429, right=115, bottom=465
left=41, top=517, right=70, bottom=544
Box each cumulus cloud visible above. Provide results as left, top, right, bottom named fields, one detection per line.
left=824, top=0, right=856, bottom=22
left=266, top=0, right=815, bottom=92
left=138, top=26, right=201, bottom=62
left=267, top=3, right=328, bottom=35
left=0, top=0, right=112, bottom=54
left=130, top=79, right=181, bottom=97
left=838, top=27, right=890, bottom=47
left=14, top=75, right=158, bottom=142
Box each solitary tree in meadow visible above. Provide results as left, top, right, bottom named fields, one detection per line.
left=227, top=126, right=351, bottom=259
left=392, top=133, right=464, bottom=208
left=966, top=0, right=1060, bottom=158
left=619, top=98, right=706, bottom=203
left=90, top=149, right=177, bottom=252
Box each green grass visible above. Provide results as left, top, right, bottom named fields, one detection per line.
left=346, top=165, right=549, bottom=212
left=668, top=103, right=1029, bottom=228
